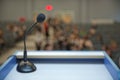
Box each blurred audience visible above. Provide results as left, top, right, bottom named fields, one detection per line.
left=34, top=16, right=118, bottom=55
left=33, top=16, right=120, bottom=68
left=6, top=24, right=25, bottom=41
left=34, top=17, right=97, bottom=51
left=0, top=15, right=120, bottom=67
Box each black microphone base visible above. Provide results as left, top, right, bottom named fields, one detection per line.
left=17, top=60, right=36, bottom=73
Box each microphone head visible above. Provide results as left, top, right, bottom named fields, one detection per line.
left=37, top=13, right=46, bottom=23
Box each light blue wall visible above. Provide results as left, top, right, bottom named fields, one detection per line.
left=0, top=0, right=120, bottom=23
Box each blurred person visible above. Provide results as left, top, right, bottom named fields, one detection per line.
left=70, top=43, right=79, bottom=50
left=79, top=38, right=85, bottom=50
left=21, top=25, right=27, bottom=33
left=79, top=27, right=88, bottom=38
left=55, top=29, right=66, bottom=50
left=0, top=28, right=5, bottom=49
left=88, top=25, right=97, bottom=37
left=109, top=41, right=120, bottom=60
left=87, top=25, right=103, bottom=50
left=6, top=24, right=24, bottom=41
left=44, top=20, right=49, bottom=41
left=90, top=33, right=104, bottom=50
left=35, top=26, right=45, bottom=50
left=69, top=32, right=77, bottom=44
left=47, top=17, right=54, bottom=26
left=57, top=36, right=66, bottom=50
left=109, top=40, right=118, bottom=52
left=5, top=24, right=15, bottom=46
left=81, top=35, right=94, bottom=50
left=61, top=38, right=69, bottom=50
left=108, top=41, right=120, bottom=67
left=65, top=25, right=71, bottom=33
left=44, top=43, right=53, bottom=50
left=6, top=24, right=14, bottom=32
left=72, top=25, right=79, bottom=35
left=54, top=16, right=61, bottom=26
left=96, top=34, right=104, bottom=45
left=17, top=27, right=24, bottom=40
left=48, top=26, right=54, bottom=45
left=52, top=16, right=63, bottom=31
left=102, top=45, right=112, bottom=57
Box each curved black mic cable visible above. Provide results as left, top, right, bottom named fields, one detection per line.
left=23, top=22, right=37, bottom=62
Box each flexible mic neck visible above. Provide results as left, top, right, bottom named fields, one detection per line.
left=23, top=22, right=37, bottom=62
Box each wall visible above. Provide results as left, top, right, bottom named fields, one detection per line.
left=32, top=0, right=81, bottom=23
left=0, top=0, right=27, bottom=21
left=0, top=0, right=120, bottom=23
left=88, top=0, right=119, bottom=22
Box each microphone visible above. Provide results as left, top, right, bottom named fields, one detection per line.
left=17, top=13, right=46, bottom=73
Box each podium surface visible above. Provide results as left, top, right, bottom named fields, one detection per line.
left=0, top=51, right=119, bottom=80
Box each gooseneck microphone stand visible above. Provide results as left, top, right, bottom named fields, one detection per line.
left=17, top=23, right=37, bottom=73
left=17, top=13, right=45, bottom=73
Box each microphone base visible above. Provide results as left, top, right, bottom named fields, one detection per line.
left=17, top=60, right=36, bottom=73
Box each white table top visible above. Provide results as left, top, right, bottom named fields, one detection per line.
left=4, top=63, right=113, bottom=80
left=15, top=51, right=104, bottom=59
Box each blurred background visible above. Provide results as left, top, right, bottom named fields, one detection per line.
left=0, top=0, right=120, bottom=67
